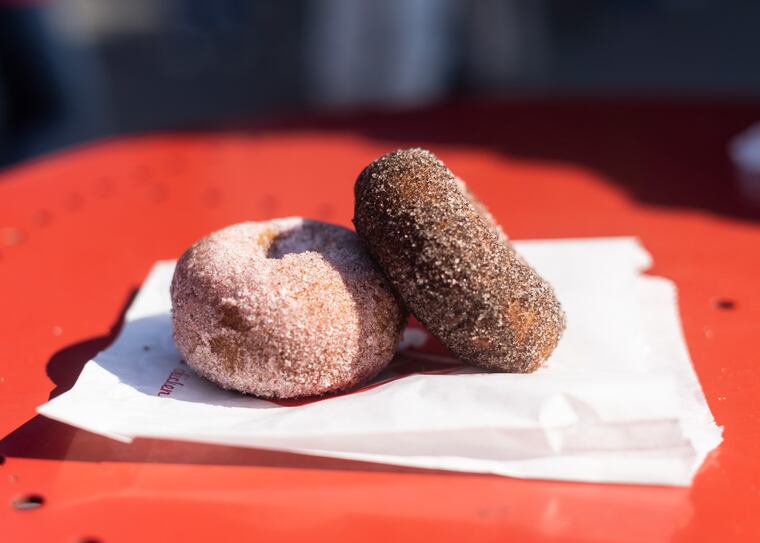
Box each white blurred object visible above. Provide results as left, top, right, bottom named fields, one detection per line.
left=729, top=122, right=760, bottom=206
left=307, top=0, right=457, bottom=107
left=37, top=238, right=722, bottom=486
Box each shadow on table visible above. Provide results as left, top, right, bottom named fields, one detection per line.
left=235, top=99, right=760, bottom=222
left=45, top=289, right=137, bottom=401
left=0, top=415, right=447, bottom=473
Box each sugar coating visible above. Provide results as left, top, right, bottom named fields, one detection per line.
left=354, top=148, right=566, bottom=372
left=454, top=177, right=508, bottom=243
left=170, top=218, right=407, bottom=399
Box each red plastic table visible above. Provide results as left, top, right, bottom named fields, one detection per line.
left=1, top=101, right=759, bottom=542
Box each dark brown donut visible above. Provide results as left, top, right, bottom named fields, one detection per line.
left=354, top=148, right=565, bottom=372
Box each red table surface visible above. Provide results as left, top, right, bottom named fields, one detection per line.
left=1, top=100, right=759, bottom=542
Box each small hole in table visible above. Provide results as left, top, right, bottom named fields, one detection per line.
left=714, top=298, right=737, bottom=310
left=12, top=494, right=45, bottom=510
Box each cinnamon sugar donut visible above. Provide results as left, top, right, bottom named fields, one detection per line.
left=354, top=148, right=565, bottom=373
left=170, top=218, right=406, bottom=399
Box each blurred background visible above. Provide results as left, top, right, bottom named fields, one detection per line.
left=2, top=0, right=760, bottom=167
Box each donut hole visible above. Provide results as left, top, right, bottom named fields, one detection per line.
left=266, top=226, right=311, bottom=260
left=265, top=222, right=336, bottom=260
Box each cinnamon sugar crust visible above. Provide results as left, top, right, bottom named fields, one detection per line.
left=354, top=148, right=565, bottom=372
left=171, top=218, right=407, bottom=399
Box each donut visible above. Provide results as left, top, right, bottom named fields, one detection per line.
left=170, top=218, right=407, bottom=399
left=353, top=148, right=565, bottom=373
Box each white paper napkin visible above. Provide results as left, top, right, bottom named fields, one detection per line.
left=37, top=237, right=722, bottom=486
